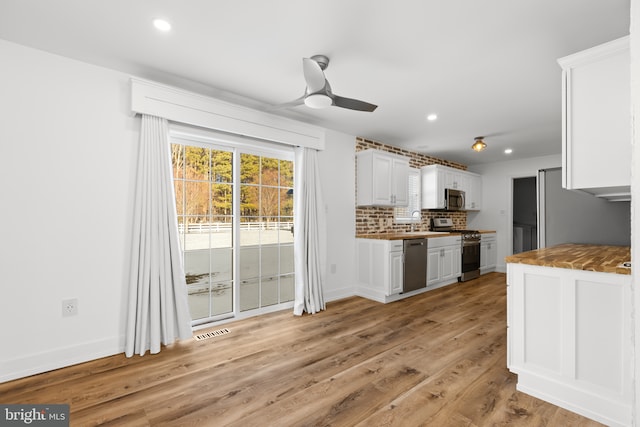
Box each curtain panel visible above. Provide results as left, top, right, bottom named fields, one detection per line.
left=293, top=147, right=327, bottom=315
left=125, top=114, right=192, bottom=357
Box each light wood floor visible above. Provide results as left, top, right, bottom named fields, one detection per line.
left=0, top=273, right=603, bottom=426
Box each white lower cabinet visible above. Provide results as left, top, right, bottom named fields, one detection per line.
left=507, top=263, right=632, bottom=427
left=356, top=239, right=404, bottom=303
left=427, top=236, right=461, bottom=287
left=356, top=235, right=462, bottom=303
left=480, top=233, right=497, bottom=274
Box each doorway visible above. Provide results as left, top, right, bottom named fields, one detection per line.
left=512, top=176, right=537, bottom=254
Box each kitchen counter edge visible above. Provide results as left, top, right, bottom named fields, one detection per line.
left=355, top=230, right=496, bottom=240
left=505, top=243, right=631, bottom=275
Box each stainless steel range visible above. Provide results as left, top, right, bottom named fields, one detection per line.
left=431, top=218, right=481, bottom=282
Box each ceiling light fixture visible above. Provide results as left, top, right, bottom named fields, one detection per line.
left=504, top=148, right=513, bottom=154
left=427, top=114, right=438, bottom=121
left=153, top=18, right=172, bottom=32
left=304, top=93, right=332, bottom=109
left=471, top=137, right=487, bottom=152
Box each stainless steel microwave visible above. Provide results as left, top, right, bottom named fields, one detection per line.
left=445, top=188, right=465, bottom=211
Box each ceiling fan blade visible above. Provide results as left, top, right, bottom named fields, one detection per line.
left=268, top=95, right=305, bottom=110
left=332, top=95, right=378, bottom=112
left=302, top=58, right=327, bottom=93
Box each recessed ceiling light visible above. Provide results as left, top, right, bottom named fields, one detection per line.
left=426, top=114, right=438, bottom=121
left=504, top=148, right=513, bottom=154
left=153, top=18, right=172, bottom=32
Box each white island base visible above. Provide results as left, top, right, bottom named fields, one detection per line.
left=507, top=263, right=632, bottom=426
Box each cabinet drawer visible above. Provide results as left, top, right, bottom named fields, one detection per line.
left=389, top=241, right=403, bottom=251
left=428, top=236, right=461, bottom=248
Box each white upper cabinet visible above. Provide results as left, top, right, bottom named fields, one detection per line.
left=463, top=170, right=482, bottom=211
left=421, top=164, right=482, bottom=210
left=421, top=165, right=447, bottom=209
left=558, top=36, right=630, bottom=201
left=357, top=149, right=409, bottom=207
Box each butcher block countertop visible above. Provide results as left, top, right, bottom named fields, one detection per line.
left=505, top=243, right=631, bottom=275
left=356, top=230, right=496, bottom=240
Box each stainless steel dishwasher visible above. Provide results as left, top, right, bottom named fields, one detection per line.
left=403, top=239, right=428, bottom=292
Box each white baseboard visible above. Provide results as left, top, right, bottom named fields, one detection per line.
left=324, top=285, right=358, bottom=303
left=516, top=372, right=631, bottom=427
left=0, top=337, right=122, bottom=384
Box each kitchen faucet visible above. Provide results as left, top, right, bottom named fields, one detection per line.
left=410, top=210, right=420, bottom=232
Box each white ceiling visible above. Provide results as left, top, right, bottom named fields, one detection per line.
left=0, top=0, right=630, bottom=165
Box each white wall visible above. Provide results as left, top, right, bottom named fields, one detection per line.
left=0, top=40, right=360, bottom=382
left=317, top=130, right=358, bottom=302
left=0, top=40, right=139, bottom=382
left=466, top=154, right=562, bottom=272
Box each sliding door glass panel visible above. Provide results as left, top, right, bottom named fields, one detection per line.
left=240, top=278, right=259, bottom=311
left=173, top=144, right=234, bottom=323
left=239, top=154, right=295, bottom=311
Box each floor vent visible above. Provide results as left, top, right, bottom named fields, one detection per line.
left=194, top=328, right=231, bottom=341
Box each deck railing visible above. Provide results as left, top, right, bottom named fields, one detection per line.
left=178, top=221, right=293, bottom=234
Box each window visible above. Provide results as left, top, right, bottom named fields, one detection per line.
left=395, top=168, right=421, bottom=223
left=171, top=130, right=294, bottom=325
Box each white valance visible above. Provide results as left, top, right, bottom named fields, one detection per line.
left=131, top=78, right=325, bottom=150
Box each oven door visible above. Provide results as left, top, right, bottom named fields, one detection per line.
left=460, top=240, right=480, bottom=281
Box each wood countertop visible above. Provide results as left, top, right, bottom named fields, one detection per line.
left=505, top=243, right=631, bottom=275
left=356, top=230, right=496, bottom=240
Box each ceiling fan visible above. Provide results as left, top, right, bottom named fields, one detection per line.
left=275, top=55, right=378, bottom=112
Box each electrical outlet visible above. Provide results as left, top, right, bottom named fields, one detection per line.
left=62, top=298, right=78, bottom=317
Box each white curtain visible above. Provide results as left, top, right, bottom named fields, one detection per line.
left=125, top=114, right=193, bottom=357
left=293, top=147, right=327, bottom=315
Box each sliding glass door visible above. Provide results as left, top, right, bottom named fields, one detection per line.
left=171, top=136, right=294, bottom=325
left=239, top=153, right=294, bottom=311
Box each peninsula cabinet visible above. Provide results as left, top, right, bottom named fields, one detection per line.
left=558, top=36, right=630, bottom=201
left=507, top=262, right=632, bottom=426
left=356, top=149, right=409, bottom=207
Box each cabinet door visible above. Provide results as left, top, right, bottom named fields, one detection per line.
left=389, top=251, right=404, bottom=295
left=443, top=169, right=459, bottom=189
left=392, top=158, right=409, bottom=206
left=427, top=248, right=441, bottom=285
left=441, top=246, right=457, bottom=281
left=421, top=166, right=446, bottom=209
left=452, top=246, right=462, bottom=277
left=480, top=241, right=489, bottom=270
left=465, top=173, right=482, bottom=210
left=560, top=37, right=630, bottom=196
left=480, top=235, right=497, bottom=272
left=371, top=154, right=394, bottom=205
left=487, top=240, right=497, bottom=269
